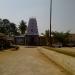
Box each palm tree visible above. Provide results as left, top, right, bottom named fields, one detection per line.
left=19, top=20, right=27, bottom=34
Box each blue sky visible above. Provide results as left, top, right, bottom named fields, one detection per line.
left=0, top=0, right=75, bottom=34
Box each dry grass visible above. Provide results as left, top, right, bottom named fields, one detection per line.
left=44, top=47, right=75, bottom=57
left=40, top=47, right=75, bottom=75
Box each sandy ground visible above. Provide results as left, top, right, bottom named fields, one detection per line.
left=44, top=47, right=75, bottom=57
left=0, top=46, right=68, bottom=75
left=39, top=47, right=75, bottom=75
left=57, top=47, right=75, bottom=54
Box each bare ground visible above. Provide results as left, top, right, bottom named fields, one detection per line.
left=0, top=46, right=70, bottom=75
left=39, top=47, right=75, bottom=75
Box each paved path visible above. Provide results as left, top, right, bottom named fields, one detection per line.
left=0, top=46, right=68, bottom=75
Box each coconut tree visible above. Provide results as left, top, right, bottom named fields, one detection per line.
left=19, top=20, right=27, bottom=34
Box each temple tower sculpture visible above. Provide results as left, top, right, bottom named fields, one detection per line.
left=26, top=18, right=39, bottom=46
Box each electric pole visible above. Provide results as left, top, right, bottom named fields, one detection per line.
left=50, top=0, right=52, bottom=47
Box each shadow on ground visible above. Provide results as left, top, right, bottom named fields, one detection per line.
left=25, top=46, right=38, bottom=48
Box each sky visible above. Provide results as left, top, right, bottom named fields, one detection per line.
left=0, top=0, right=75, bottom=34
left=52, top=0, right=75, bottom=33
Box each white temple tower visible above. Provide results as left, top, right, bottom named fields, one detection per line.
left=26, top=18, right=39, bottom=46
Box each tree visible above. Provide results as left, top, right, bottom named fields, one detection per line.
left=0, top=18, right=19, bottom=36
left=3, top=19, right=10, bottom=24
left=45, top=30, right=50, bottom=45
left=52, top=31, right=70, bottom=46
left=0, top=27, right=7, bottom=34
left=10, top=23, right=17, bottom=35
left=41, top=30, right=50, bottom=46
left=19, top=20, right=27, bottom=34
left=3, top=19, right=10, bottom=34
left=0, top=19, right=8, bottom=34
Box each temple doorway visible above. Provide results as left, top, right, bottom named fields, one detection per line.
left=30, top=36, right=35, bottom=46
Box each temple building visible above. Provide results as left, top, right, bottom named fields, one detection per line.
left=26, top=18, right=39, bottom=46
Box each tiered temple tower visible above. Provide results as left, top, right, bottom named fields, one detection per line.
left=26, top=18, right=39, bottom=46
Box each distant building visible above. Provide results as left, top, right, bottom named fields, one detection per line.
left=26, top=18, right=39, bottom=46
left=15, top=35, right=25, bottom=45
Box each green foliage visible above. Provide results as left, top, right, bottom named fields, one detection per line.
left=0, top=18, right=27, bottom=36
left=52, top=31, right=70, bottom=46
left=0, top=27, right=7, bottom=34
left=19, top=20, right=27, bottom=34
left=0, top=18, right=21, bottom=36
left=10, top=23, right=17, bottom=35
left=42, top=30, right=70, bottom=46
left=2, top=19, right=10, bottom=34
left=3, top=19, right=10, bottom=24
left=45, top=30, right=50, bottom=38
left=45, top=30, right=50, bottom=45
left=41, top=30, right=50, bottom=46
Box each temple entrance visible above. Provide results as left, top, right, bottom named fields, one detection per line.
left=30, top=36, right=36, bottom=46
left=26, top=35, right=39, bottom=46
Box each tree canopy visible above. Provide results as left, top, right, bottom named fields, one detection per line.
left=19, top=20, right=27, bottom=34
left=0, top=18, right=28, bottom=36
left=52, top=31, right=70, bottom=46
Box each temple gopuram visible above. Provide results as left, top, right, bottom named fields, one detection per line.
left=26, top=18, right=39, bottom=46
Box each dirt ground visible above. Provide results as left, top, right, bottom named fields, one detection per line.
left=0, top=46, right=73, bottom=75
left=39, top=47, right=75, bottom=75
